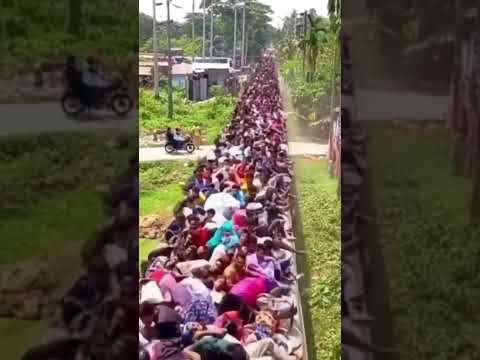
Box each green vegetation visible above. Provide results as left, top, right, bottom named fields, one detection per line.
left=277, top=13, right=339, bottom=121
left=139, top=0, right=278, bottom=59
left=0, top=0, right=137, bottom=75
left=295, top=158, right=340, bottom=360
left=139, top=161, right=195, bottom=262
left=0, top=133, right=134, bottom=358
left=370, top=124, right=480, bottom=359
left=139, top=88, right=235, bottom=142
left=0, top=318, right=47, bottom=360
left=140, top=160, right=194, bottom=216
left=0, top=133, right=133, bottom=264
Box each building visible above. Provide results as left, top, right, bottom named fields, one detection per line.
left=171, top=63, right=193, bottom=89
left=192, top=57, right=233, bottom=89
left=138, top=54, right=238, bottom=100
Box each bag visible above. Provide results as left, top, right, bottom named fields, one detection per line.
left=256, top=293, right=296, bottom=329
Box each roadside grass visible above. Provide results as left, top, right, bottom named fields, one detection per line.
left=0, top=190, right=104, bottom=265
left=0, top=132, right=134, bottom=263
left=139, top=160, right=195, bottom=262
left=369, top=124, right=480, bottom=359
left=0, top=318, right=47, bottom=360
left=0, top=133, right=133, bottom=357
left=139, top=88, right=235, bottom=143
left=294, top=157, right=341, bottom=360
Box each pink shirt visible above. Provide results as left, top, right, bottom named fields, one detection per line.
left=230, top=276, right=266, bottom=307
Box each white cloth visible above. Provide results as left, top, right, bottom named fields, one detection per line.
left=174, top=132, right=185, bottom=141
left=180, top=277, right=210, bottom=300
left=245, top=338, right=295, bottom=360
left=209, top=244, right=226, bottom=266
left=246, top=253, right=276, bottom=279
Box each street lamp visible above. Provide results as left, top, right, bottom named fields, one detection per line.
left=154, top=1, right=173, bottom=118
left=202, top=2, right=206, bottom=58
left=209, top=1, right=215, bottom=59
left=152, top=0, right=160, bottom=98
left=232, top=2, right=245, bottom=68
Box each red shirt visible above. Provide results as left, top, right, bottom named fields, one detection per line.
left=190, top=227, right=211, bottom=247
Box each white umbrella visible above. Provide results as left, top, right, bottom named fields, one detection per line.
left=204, top=192, right=240, bottom=225
left=228, top=146, right=243, bottom=159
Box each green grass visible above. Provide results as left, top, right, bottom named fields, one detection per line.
left=0, top=318, right=48, bottom=360
left=140, top=238, right=160, bottom=262
left=139, top=88, right=236, bottom=143
left=139, top=160, right=194, bottom=216
left=139, top=161, right=195, bottom=262
left=0, top=190, right=104, bottom=265
left=294, top=158, right=341, bottom=360
left=370, top=124, right=480, bottom=359
left=0, top=133, right=134, bottom=263
left=0, top=133, right=132, bottom=357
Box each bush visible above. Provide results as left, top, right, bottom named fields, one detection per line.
left=139, top=88, right=236, bottom=143
left=209, top=85, right=226, bottom=97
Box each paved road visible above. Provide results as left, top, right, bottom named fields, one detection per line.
left=0, top=102, right=137, bottom=135
left=355, top=90, right=448, bottom=121
left=139, top=142, right=327, bottom=162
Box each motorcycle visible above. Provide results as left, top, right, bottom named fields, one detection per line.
left=61, top=76, right=133, bottom=117
left=165, top=136, right=196, bottom=154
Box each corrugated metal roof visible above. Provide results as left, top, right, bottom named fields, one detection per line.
left=193, top=63, right=231, bottom=71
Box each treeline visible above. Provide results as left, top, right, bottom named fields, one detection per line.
left=139, top=0, right=279, bottom=59
left=276, top=9, right=340, bottom=121
left=0, top=0, right=138, bottom=75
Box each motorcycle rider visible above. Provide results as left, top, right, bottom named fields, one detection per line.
left=166, top=127, right=177, bottom=148
left=82, top=56, right=111, bottom=108
left=173, top=128, right=186, bottom=148
left=64, top=56, right=84, bottom=99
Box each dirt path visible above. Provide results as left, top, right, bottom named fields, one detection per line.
left=139, top=142, right=327, bottom=162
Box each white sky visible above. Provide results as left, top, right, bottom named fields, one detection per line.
left=139, top=0, right=328, bottom=28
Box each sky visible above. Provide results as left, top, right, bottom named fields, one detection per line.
left=139, top=0, right=328, bottom=28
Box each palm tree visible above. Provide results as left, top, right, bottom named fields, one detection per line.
left=304, top=16, right=328, bottom=82
left=328, top=0, right=341, bottom=17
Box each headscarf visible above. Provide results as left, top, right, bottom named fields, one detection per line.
left=207, top=220, right=240, bottom=250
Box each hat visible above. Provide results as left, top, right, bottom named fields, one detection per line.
left=246, top=202, right=263, bottom=211
left=257, top=237, right=273, bottom=245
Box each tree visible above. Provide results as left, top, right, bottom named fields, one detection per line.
left=303, top=15, right=329, bottom=82
left=140, top=0, right=275, bottom=60
left=140, top=12, right=154, bottom=42
left=470, top=0, right=480, bottom=221
left=66, top=0, right=82, bottom=34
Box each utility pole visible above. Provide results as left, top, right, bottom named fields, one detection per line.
left=233, top=5, right=238, bottom=68
left=302, top=11, right=307, bottom=74
left=166, top=0, right=174, bottom=118
left=210, top=1, right=214, bottom=58
left=244, top=27, right=249, bottom=66
left=202, top=2, right=206, bottom=58
left=192, top=0, right=195, bottom=40
left=330, top=39, right=337, bottom=115
left=241, top=3, right=246, bottom=67
left=292, top=11, right=297, bottom=39
left=152, top=0, right=159, bottom=98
